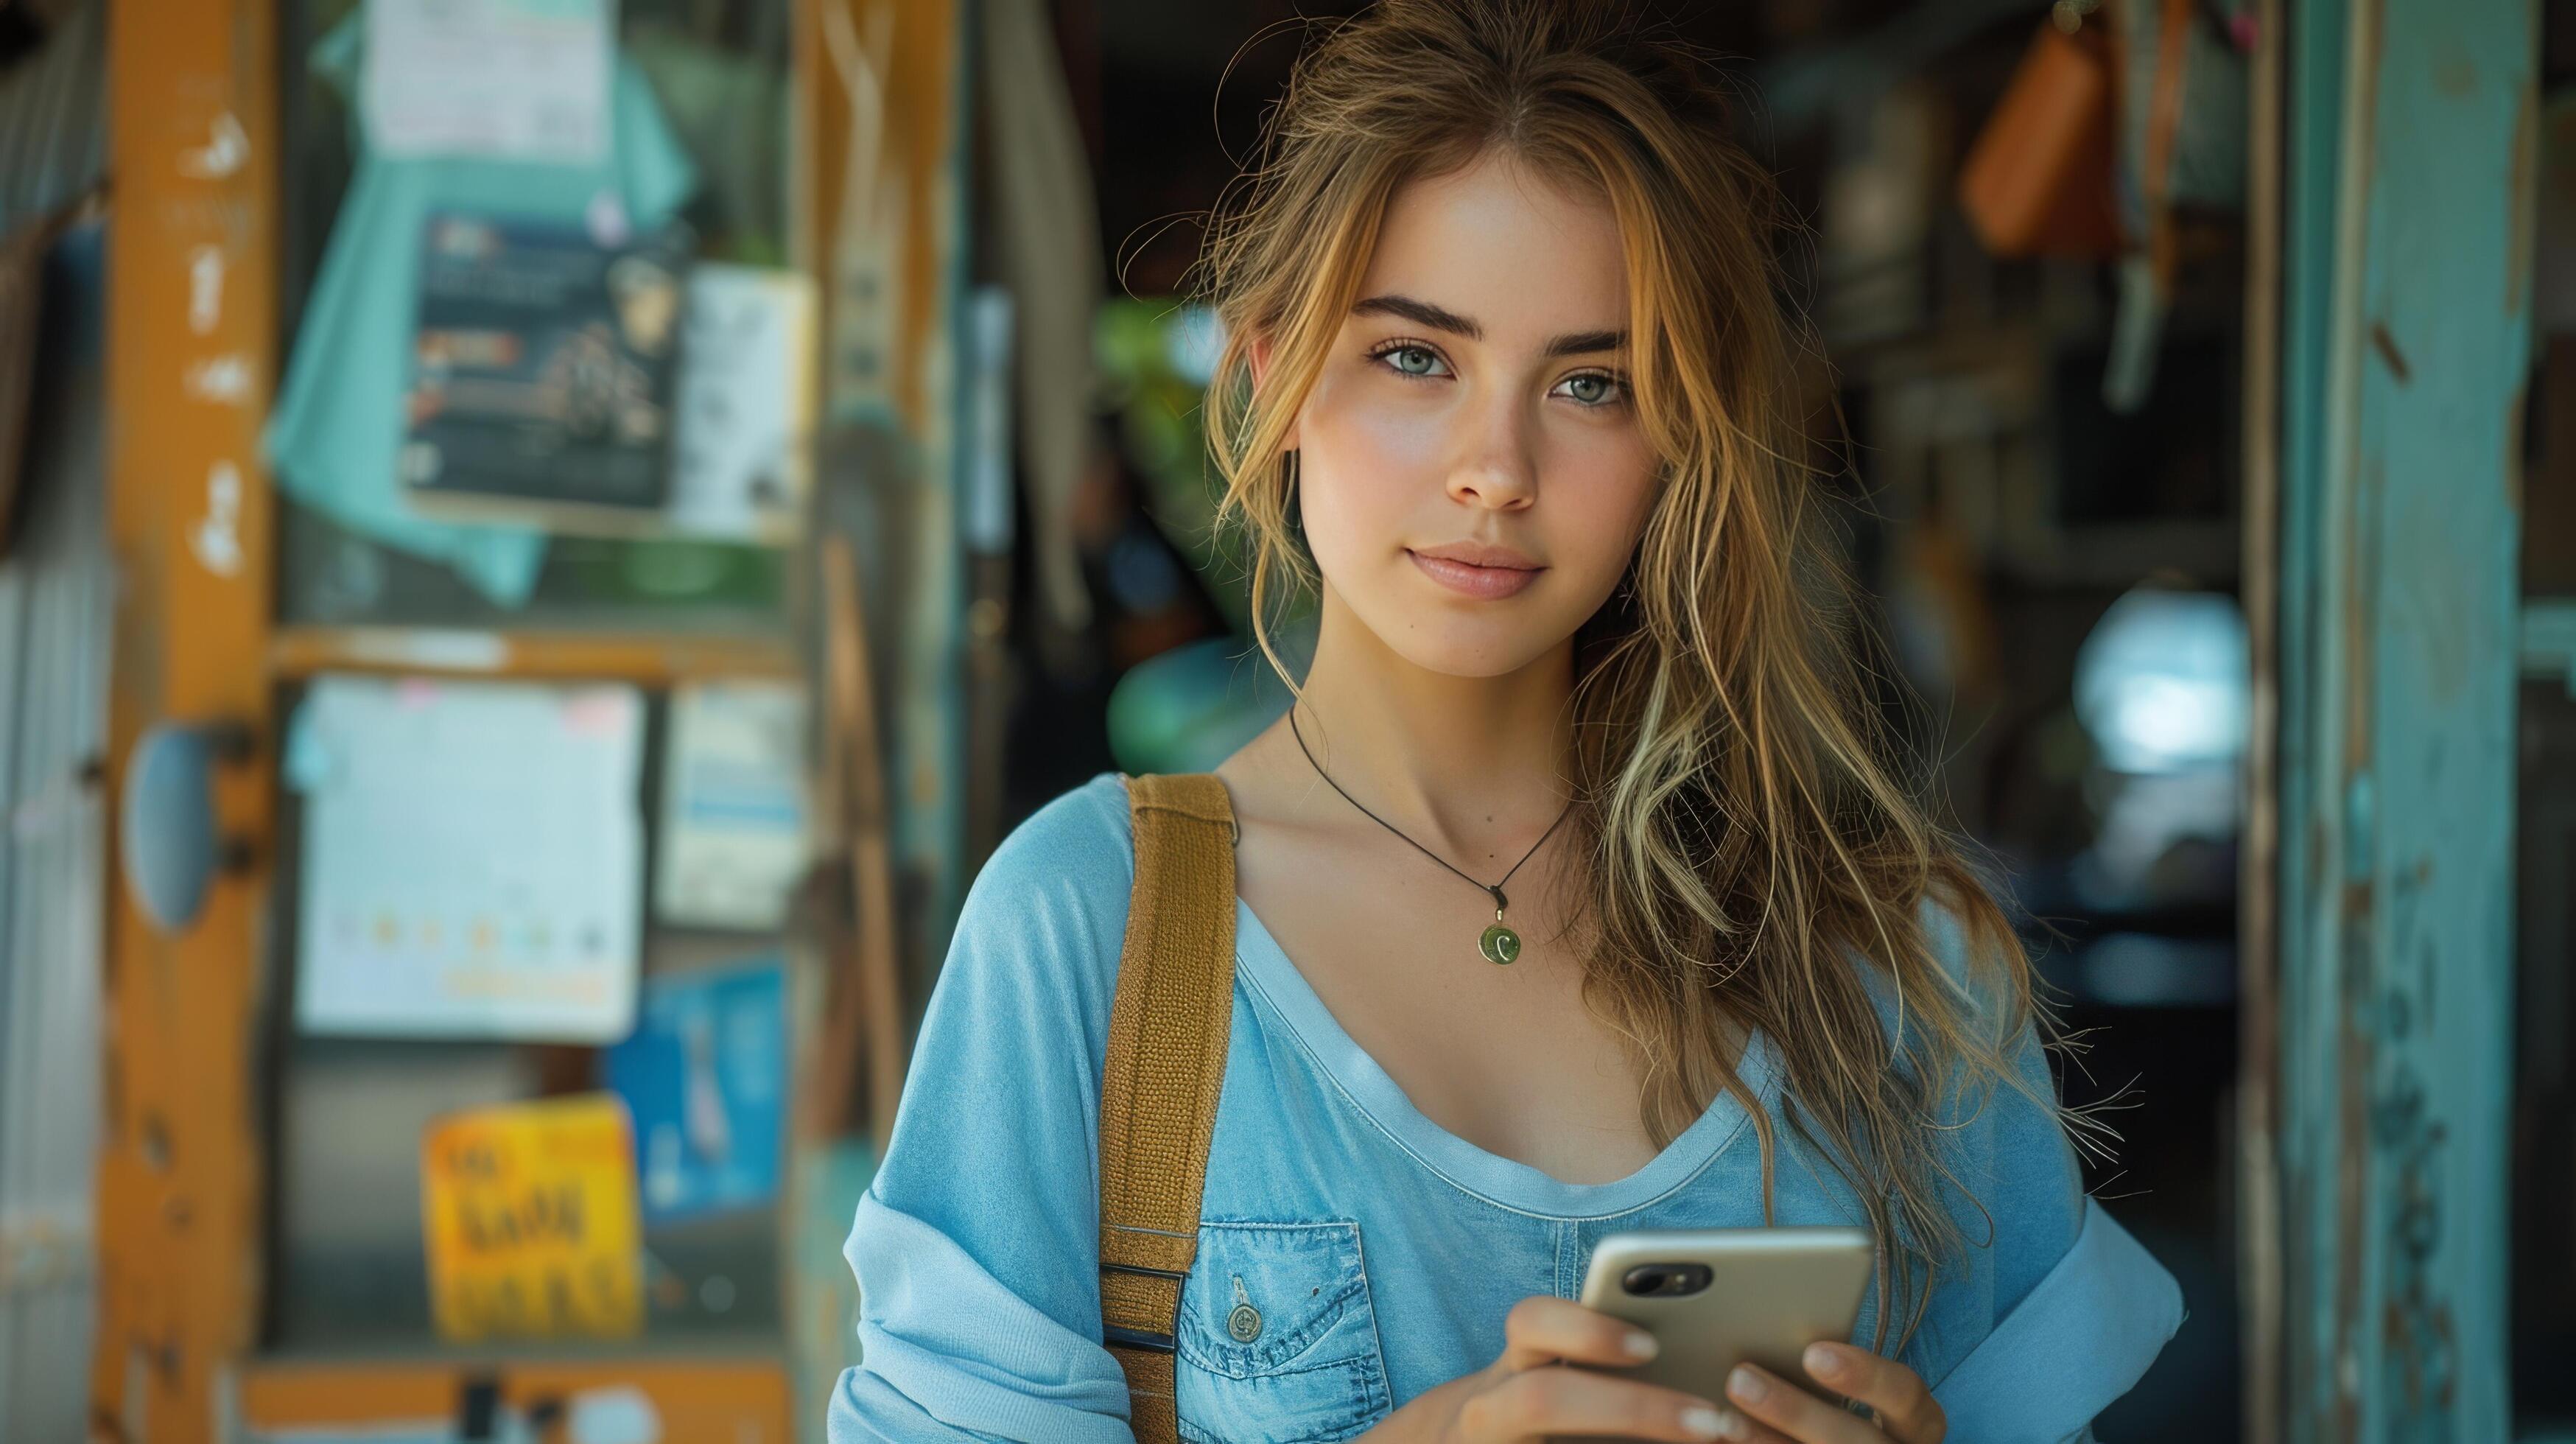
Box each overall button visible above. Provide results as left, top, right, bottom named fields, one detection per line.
left=1226, top=1274, right=1263, bottom=1342
left=1179, top=1225, right=1389, bottom=1443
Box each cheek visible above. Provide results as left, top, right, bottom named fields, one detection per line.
left=1294, top=375, right=1447, bottom=555
left=1295, top=465, right=1400, bottom=591
left=1302, top=369, right=1449, bottom=482
left=1546, top=429, right=1661, bottom=575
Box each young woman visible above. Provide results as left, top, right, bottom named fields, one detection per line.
left=830, top=2, right=2181, bottom=1440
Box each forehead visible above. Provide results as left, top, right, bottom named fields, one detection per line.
left=1358, top=152, right=1629, bottom=338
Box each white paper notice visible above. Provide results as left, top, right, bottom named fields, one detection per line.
left=654, top=681, right=810, bottom=930
left=668, top=266, right=819, bottom=542
left=362, top=0, right=614, bottom=165
left=292, top=676, right=645, bottom=1042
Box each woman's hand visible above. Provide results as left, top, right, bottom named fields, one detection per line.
left=1710, top=1342, right=1946, bottom=1443
left=1360, top=1295, right=1740, bottom=1443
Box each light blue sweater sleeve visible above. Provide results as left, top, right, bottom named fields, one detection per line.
left=829, top=781, right=1141, bottom=1443
left=1901, top=897, right=2186, bottom=1442
left=1926, top=1013, right=2183, bottom=1444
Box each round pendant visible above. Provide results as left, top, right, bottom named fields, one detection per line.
left=1478, top=922, right=1522, bottom=965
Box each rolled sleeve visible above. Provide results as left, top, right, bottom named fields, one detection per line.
left=832, top=1194, right=1137, bottom=1443
left=1930, top=1199, right=2184, bottom=1443
left=829, top=778, right=1140, bottom=1443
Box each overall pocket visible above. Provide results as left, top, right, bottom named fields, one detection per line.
left=1174, top=1220, right=1392, bottom=1444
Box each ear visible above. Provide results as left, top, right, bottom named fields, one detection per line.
left=1246, top=332, right=1302, bottom=452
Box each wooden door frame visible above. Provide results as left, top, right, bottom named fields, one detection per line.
left=93, top=0, right=281, bottom=1437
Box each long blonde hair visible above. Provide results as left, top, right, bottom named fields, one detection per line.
left=1196, top=0, right=2068, bottom=1346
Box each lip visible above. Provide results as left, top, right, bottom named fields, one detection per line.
left=1406, top=544, right=1545, bottom=599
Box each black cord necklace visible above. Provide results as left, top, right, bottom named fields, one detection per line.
left=1288, top=705, right=1575, bottom=966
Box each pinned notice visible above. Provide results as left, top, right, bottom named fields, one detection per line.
left=655, top=681, right=810, bottom=930
left=362, top=0, right=613, bottom=165
left=290, top=676, right=645, bottom=1042
left=422, top=1093, right=643, bottom=1343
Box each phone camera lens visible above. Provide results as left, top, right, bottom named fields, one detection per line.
left=1621, top=1263, right=1713, bottom=1297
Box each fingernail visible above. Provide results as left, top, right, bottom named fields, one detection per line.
left=1727, top=1365, right=1767, bottom=1404
left=1804, top=1342, right=1842, bottom=1378
left=1625, top=1328, right=1660, bottom=1359
left=1680, top=1404, right=1726, bottom=1441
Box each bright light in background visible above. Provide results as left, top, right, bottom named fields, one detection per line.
left=2073, top=588, right=2250, bottom=775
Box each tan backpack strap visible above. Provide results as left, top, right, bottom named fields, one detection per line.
left=1098, top=772, right=1238, bottom=1444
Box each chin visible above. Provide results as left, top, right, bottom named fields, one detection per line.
left=1369, top=611, right=1570, bottom=679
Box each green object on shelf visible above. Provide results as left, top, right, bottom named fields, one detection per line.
left=1098, top=299, right=1320, bottom=775
left=1097, top=298, right=1268, bottom=634
left=1106, top=634, right=1300, bottom=776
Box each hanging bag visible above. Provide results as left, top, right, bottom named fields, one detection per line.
left=1957, top=13, right=2126, bottom=259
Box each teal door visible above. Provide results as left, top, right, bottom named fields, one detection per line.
left=2270, top=0, right=2536, bottom=1437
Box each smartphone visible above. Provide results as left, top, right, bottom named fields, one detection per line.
left=1570, top=1227, right=1875, bottom=1407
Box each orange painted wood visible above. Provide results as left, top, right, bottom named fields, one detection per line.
left=812, top=536, right=906, bottom=1145
left=92, top=6, right=884, bottom=1437
left=239, top=1357, right=792, bottom=1439
left=93, top=0, right=281, bottom=1437
left=797, top=0, right=960, bottom=435
left=886, top=0, right=959, bottom=436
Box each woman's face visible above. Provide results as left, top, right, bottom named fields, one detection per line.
left=1287, top=150, right=1660, bottom=679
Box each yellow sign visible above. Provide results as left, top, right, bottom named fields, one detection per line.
left=422, top=1093, right=643, bottom=1342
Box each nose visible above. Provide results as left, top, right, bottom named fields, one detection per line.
left=1444, top=393, right=1537, bottom=512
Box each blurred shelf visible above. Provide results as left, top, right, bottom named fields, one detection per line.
left=270, top=625, right=799, bottom=684
left=250, top=1331, right=787, bottom=1367
left=241, top=1352, right=790, bottom=1437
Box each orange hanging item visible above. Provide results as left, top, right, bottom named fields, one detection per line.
left=1958, top=17, right=2127, bottom=259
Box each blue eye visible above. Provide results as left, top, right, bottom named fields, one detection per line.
left=1556, top=372, right=1624, bottom=407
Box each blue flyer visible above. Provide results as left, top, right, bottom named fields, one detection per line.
left=605, top=958, right=787, bottom=1226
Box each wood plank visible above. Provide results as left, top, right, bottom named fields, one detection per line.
left=2274, top=0, right=2535, bottom=1437
left=801, top=0, right=971, bottom=1009
left=94, top=0, right=281, bottom=1438
left=239, top=1356, right=790, bottom=1438
left=270, top=625, right=798, bottom=684
left=815, top=535, right=906, bottom=1147
left=2236, top=0, right=2287, bottom=1437
left=789, top=3, right=967, bottom=1433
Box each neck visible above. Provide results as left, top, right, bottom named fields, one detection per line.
left=1288, top=585, right=1576, bottom=855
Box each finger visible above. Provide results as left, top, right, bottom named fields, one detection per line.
left=1722, top=1364, right=1878, bottom=1444
left=1705, top=1409, right=1799, bottom=1444
left=1497, top=1295, right=1663, bottom=1373
left=1800, top=1343, right=1945, bottom=1444
left=1461, top=1364, right=1740, bottom=1444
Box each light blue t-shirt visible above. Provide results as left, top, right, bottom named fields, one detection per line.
left=832, top=774, right=2182, bottom=1443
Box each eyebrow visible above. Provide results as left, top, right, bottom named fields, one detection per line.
left=1352, top=293, right=1626, bottom=359
left=1540, top=328, right=1627, bottom=359
left=1353, top=293, right=1480, bottom=339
